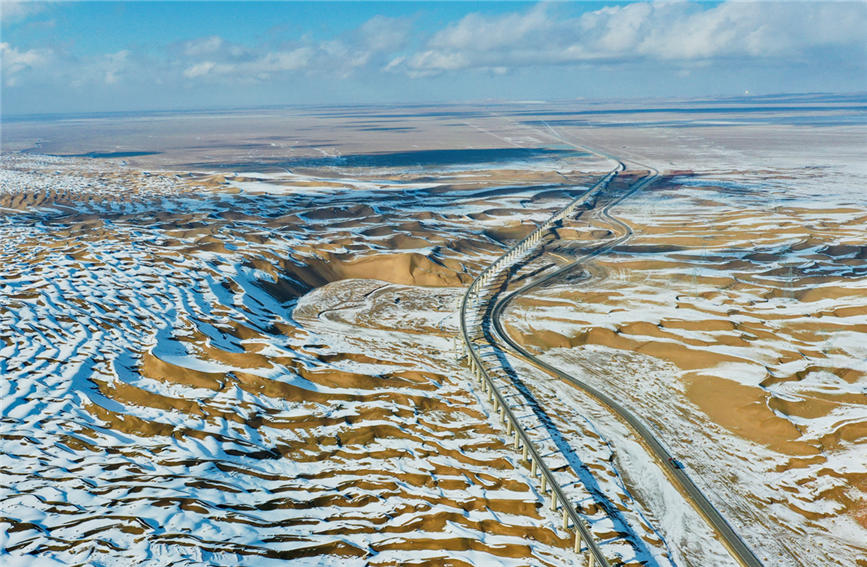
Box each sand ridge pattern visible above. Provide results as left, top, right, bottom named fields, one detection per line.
left=460, top=170, right=704, bottom=567
left=0, top=152, right=612, bottom=566
left=3, top=102, right=863, bottom=566
left=504, top=169, right=867, bottom=566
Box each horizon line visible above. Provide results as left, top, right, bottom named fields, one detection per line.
left=3, top=91, right=866, bottom=123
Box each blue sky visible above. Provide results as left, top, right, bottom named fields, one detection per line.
left=2, top=1, right=866, bottom=115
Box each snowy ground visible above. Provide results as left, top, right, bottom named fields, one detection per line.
left=504, top=163, right=867, bottom=566
left=2, top=102, right=863, bottom=566
left=0, top=151, right=618, bottom=566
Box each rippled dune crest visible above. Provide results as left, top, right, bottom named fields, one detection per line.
left=3, top=101, right=865, bottom=567
left=505, top=168, right=867, bottom=566
left=0, top=153, right=604, bottom=566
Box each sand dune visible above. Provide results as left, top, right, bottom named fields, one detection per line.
left=2, top=104, right=864, bottom=566
left=505, top=169, right=867, bottom=565
left=0, top=151, right=607, bottom=566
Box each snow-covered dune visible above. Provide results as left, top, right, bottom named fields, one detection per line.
left=0, top=153, right=605, bottom=566
left=505, top=167, right=867, bottom=566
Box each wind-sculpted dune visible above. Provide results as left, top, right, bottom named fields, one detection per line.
left=1, top=101, right=864, bottom=567
left=0, top=152, right=607, bottom=566
left=504, top=169, right=867, bottom=566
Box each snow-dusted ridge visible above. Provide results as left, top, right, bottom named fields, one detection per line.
left=1, top=151, right=613, bottom=566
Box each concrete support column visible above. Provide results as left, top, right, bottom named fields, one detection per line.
left=550, top=490, right=557, bottom=511
left=541, top=474, right=547, bottom=493
left=573, top=530, right=581, bottom=553
left=562, top=509, right=569, bottom=530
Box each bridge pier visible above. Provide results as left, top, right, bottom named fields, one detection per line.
left=457, top=167, right=633, bottom=567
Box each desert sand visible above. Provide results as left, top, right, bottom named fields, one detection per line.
left=1, top=97, right=865, bottom=566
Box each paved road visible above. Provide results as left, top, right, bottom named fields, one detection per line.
left=487, top=165, right=765, bottom=567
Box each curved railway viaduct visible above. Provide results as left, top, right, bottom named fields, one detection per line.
left=458, top=151, right=763, bottom=567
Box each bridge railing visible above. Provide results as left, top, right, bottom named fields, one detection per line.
left=458, top=165, right=622, bottom=566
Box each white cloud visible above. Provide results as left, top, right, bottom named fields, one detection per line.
left=0, top=0, right=46, bottom=25
left=4, top=2, right=864, bottom=99
left=313, top=15, right=411, bottom=75
left=181, top=47, right=313, bottom=81
left=0, top=41, right=52, bottom=85
left=175, top=15, right=411, bottom=83
left=182, top=36, right=226, bottom=58
left=400, top=50, right=470, bottom=78
left=183, top=60, right=215, bottom=79
left=357, top=15, right=411, bottom=53
left=430, top=4, right=551, bottom=52
left=388, top=1, right=867, bottom=76
left=260, top=48, right=313, bottom=72
left=101, top=50, right=130, bottom=85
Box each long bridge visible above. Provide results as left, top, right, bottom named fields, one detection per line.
left=457, top=151, right=764, bottom=567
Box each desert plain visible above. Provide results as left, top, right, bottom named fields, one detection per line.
left=0, top=96, right=865, bottom=566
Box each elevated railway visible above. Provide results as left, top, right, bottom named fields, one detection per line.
left=458, top=150, right=763, bottom=567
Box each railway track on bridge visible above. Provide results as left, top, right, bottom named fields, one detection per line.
left=458, top=150, right=764, bottom=567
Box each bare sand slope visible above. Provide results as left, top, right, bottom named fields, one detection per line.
left=505, top=169, right=867, bottom=566
left=3, top=101, right=863, bottom=566
left=0, top=151, right=606, bottom=566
